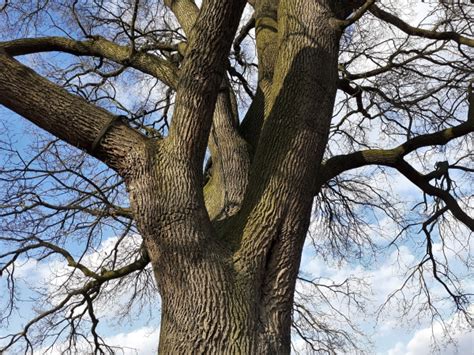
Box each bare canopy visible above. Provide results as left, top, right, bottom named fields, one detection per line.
left=0, top=0, right=473, bottom=353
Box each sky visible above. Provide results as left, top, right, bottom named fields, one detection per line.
left=2, top=199, right=472, bottom=354
left=1, top=0, right=473, bottom=354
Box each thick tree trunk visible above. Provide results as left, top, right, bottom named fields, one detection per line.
left=126, top=152, right=257, bottom=353
left=2, top=0, right=471, bottom=354
left=1, top=0, right=342, bottom=353
left=0, top=0, right=340, bottom=354
left=124, top=1, right=342, bottom=353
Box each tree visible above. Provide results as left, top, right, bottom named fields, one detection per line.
left=0, top=0, right=473, bottom=353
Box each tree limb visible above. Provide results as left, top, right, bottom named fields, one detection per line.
left=239, top=0, right=279, bottom=150
left=318, top=104, right=473, bottom=230
left=163, top=0, right=251, bottom=220
left=335, top=0, right=376, bottom=29
left=164, top=0, right=199, bottom=36
left=0, top=36, right=179, bottom=88
left=167, top=0, right=247, bottom=165
left=0, top=242, right=150, bottom=353
left=0, top=52, right=148, bottom=174
left=396, top=160, right=473, bottom=230
left=320, top=118, right=473, bottom=185
left=370, top=4, right=474, bottom=47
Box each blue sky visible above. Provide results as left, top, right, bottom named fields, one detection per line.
left=1, top=0, right=473, bottom=353
left=1, top=108, right=472, bottom=354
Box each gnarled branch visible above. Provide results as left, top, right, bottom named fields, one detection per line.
left=0, top=52, right=148, bottom=174
left=370, top=4, right=474, bottom=47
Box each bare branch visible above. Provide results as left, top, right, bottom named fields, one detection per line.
left=0, top=53, right=148, bottom=174
left=370, top=4, right=474, bottom=47
left=0, top=36, right=179, bottom=88
left=319, top=119, right=473, bottom=185
left=336, top=0, right=376, bottom=29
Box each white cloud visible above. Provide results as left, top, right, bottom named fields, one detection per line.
left=37, top=326, right=160, bottom=355
left=104, top=326, right=160, bottom=355
left=299, top=230, right=474, bottom=353
left=11, top=257, right=39, bottom=278
left=385, top=310, right=474, bottom=355
left=387, top=341, right=406, bottom=355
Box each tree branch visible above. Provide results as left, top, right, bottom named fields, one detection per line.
left=318, top=102, right=473, bottom=230
left=239, top=0, right=279, bottom=150
left=164, top=0, right=199, bottom=36
left=370, top=4, right=474, bottom=47
left=0, top=241, right=150, bottom=353
left=396, top=160, right=473, bottom=230
left=204, top=80, right=250, bottom=221
left=167, top=0, right=247, bottom=165
left=335, top=0, right=376, bottom=29
left=0, top=36, right=179, bottom=88
left=337, top=78, right=371, bottom=118
left=163, top=0, right=251, bottom=219
left=0, top=52, right=148, bottom=174
left=320, top=119, right=473, bottom=185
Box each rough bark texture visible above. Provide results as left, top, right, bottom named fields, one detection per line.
left=236, top=1, right=342, bottom=352
left=128, top=1, right=341, bottom=352
left=127, top=0, right=256, bottom=352
left=0, top=1, right=370, bottom=354
left=204, top=81, right=250, bottom=220
left=240, top=0, right=279, bottom=149
left=0, top=52, right=147, bottom=174
left=1, top=0, right=473, bottom=352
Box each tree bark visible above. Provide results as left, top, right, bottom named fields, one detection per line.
left=1, top=0, right=472, bottom=353
left=0, top=52, right=147, bottom=174
left=127, top=1, right=342, bottom=353
left=0, top=0, right=345, bottom=353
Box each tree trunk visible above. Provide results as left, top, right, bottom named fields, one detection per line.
left=0, top=0, right=343, bottom=353
left=126, top=150, right=256, bottom=353
left=1, top=0, right=472, bottom=354
left=124, top=1, right=342, bottom=353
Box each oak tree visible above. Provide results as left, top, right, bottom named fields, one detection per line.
left=0, top=0, right=473, bottom=353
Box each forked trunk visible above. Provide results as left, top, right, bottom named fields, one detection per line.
left=125, top=1, right=342, bottom=353
left=127, top=160, right=297, bottom=353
